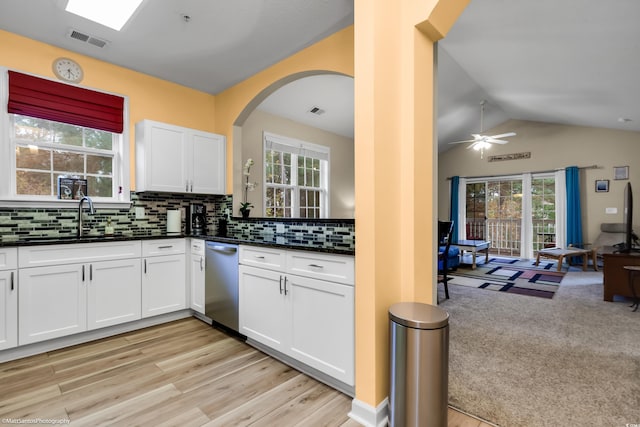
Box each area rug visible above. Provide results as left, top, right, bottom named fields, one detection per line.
left=447, top=257, right=566, bottom=299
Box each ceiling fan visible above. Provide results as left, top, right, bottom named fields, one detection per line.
left=448, top=100, right=516, bottom=158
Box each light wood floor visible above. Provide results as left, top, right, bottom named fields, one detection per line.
left=0, top=318, right=490, bottom=426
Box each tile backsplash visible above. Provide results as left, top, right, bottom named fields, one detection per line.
left=0, top=192, right=355, bottom=252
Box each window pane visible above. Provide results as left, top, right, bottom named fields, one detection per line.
left=300, top=189, right=307, bottom=206
left=283, top=165, right=291, bottom=185
left=53, top=150, right=84, bottom=174
left=313, top=169, right=320, bottom=187
left=273, top=164, right=281, bottom=184
left=86, top=154, right=113, bottom=175
left=85, top=129, right=113, bottom=150
left=87, top=176, right=112, bottom=197
left=298, top=166, right=304, bottom=186
left=13, top=116, right=55, bottom=143
left=52, top=122, right=83, bottom=147
left=17, top=171, right=51, bottom=195
left=16, top=146, right=51, bottom=170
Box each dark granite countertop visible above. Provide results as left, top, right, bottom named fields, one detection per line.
left=190, top=234, right=355, bottom=256
left=1, top=232, right=354, bottom=255
left=0, top=232, right=186, bottom=247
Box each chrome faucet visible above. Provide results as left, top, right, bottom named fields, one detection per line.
left=78, top=196, right=95, bottom=238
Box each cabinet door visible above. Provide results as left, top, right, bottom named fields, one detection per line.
left=239, top=265, right=288, bottom=351
left=19, top=264, right=87, bottom=345
left=190, top=131, right=226, bottom=194
left=0, top=270, right=17, bottom=350
left=138, top=121, right=188, bottom=192
left=190, top=252, right=205, bottom=314
left=87, top=259, right=142, bottom=330
left=142, top=254, right=186, bottom=318
left=287, top=274, right=354, bottom=386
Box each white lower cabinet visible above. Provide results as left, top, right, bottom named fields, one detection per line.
left=239, top=265, right=289, bottom=351
left=239, top=246, right=355, bottom=386
left=88, top=258, right=141, bottom=330
left=189, top=239, right=205, bottom=314
left=142, top=240, right=186, bottom=318
left=17, top=241, right=142, bottom=345
left=287, top=274, right=354, bottom=384
left=0, top=248, right=18, bottom=350
left=19, top=263, right=87, bottom=345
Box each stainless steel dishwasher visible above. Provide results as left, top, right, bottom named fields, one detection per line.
left=205, top=241, right=240, bottom=333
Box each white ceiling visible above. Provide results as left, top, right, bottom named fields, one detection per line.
left=438, top=0, right=640, bottom=150
left=1, top=1, right=638, bottom=147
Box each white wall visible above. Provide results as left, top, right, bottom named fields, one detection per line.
left=241, top=109, right=355, bottom=218
left=438, top=119, right=640, bottom=245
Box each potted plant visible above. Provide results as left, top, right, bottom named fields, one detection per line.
left=240, top=158, right=256, bottom=219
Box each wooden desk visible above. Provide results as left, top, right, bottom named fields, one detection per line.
left=603, top=252, right=640, bottom=301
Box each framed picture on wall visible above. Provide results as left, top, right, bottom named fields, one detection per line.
left=595, top=179, right=609, bottom=193
left=614, top=166, right=629, bottom=180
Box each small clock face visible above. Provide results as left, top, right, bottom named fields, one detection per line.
left=52, top=58, right=84, bottom=83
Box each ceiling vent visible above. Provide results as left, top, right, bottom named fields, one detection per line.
left=68, top=29, right=109, bottom=48
left=308, top=106, right=326, bottom=116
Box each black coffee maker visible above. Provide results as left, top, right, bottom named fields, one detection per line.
left=187, top=203, right=207, bottom=236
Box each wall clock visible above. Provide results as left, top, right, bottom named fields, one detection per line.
left=52, top=57, right=84, bottom=83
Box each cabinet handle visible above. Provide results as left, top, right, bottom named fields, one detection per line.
left=90, top=264, right=93, bottom=281
left=255, top=255, right=265, bottom=259
left=190, top=181, right=193, bottom=192
left=186, top=180, right=189, bottom=192
left=200, top=256, right=203, bottom=271
left=308, top=264, right=324, bottom=269
left=10, top=271, right=14, bottom=291
left=279, top=275, right=283, bottom=295
left=144, top=259, right=147, bottom=274
left=284, top=276, right=289, bottom=295
left=158, top=245, right=173, bottom=249
left=82, top=265, right=85, bottom=282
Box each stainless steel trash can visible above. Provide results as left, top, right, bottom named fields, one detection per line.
left=389, top=302, right=449, bottom=427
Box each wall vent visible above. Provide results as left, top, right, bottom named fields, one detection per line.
left=67, top=29, right=109, bottom=48
left=308, top=106, right=326, bottom=116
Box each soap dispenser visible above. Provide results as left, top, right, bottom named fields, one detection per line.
left=105, top=218, right=114, bottom=236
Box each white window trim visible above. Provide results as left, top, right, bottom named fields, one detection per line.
left=262, top=131, right=330, bottom=218
left=0, top=67, right=131, bottom=208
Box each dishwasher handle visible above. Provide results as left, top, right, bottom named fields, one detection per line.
left=207, top=244, right=238, bottom=254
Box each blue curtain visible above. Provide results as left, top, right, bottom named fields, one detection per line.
left=450, top=176, right=460, bottom=244
left=565, top=166, right=583, bottom=245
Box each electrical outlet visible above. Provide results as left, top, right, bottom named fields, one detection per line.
left=135, top=206, right=145, bottom=219
left=605, top=207, right=618, bottom=214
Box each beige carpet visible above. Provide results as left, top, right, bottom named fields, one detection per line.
left=440, top=267, right=640, bottom=427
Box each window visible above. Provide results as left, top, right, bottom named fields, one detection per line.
left=263, top=132, right=329, bottom=218
left=12, top=115, right=116, bottom=198
left=1, top=69, right=129, bottom=203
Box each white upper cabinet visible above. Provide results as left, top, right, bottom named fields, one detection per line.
left=135, top=120, right=226, bottom=194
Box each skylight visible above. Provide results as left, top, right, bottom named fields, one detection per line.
left=65, top=0, right=144, bottom=31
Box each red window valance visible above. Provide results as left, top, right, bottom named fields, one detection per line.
left=7, top=70, right=124, bottom=133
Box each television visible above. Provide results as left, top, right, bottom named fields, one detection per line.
left=620, top=182, right=639, bottom=253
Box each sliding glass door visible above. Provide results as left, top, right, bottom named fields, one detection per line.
left=465, top=174, right=556, bottom=257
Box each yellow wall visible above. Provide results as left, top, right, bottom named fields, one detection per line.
left=0, top=29, right=216, bottom=189
left=213, top=26, right=354, bottom=193
left=353, top=0, right=468, bottom=408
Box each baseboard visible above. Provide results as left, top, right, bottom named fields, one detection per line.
left=349, top=397, right=389, bottom=427
left=0, top=310, right=193, bottom=363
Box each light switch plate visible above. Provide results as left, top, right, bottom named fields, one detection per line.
left=606, top=207, right=618, bottom=214
left=135, top=206, right=145, bottom=219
